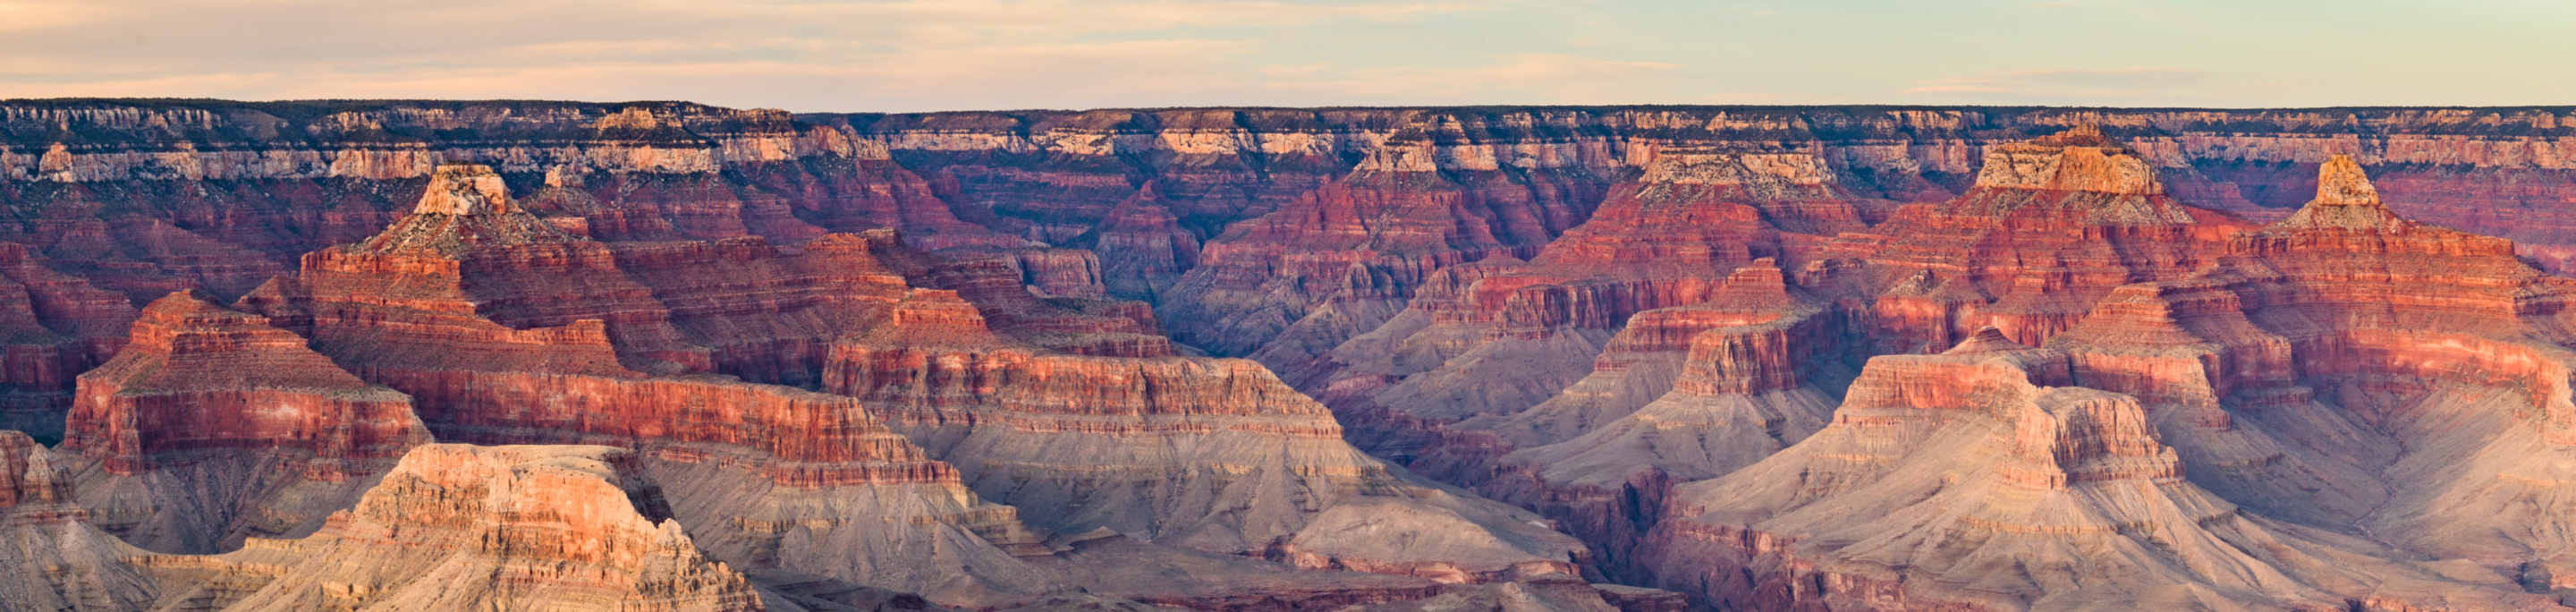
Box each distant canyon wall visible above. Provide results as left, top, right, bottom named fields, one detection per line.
left=2, top=100, right=2573, bottom=312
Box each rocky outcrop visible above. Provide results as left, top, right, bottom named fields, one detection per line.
left=1466, top=264, right=1853, bottom=576
left=58, top=290, right=427, bottom=554
left=1160, top=158, right=1608, bottom=360
left=10, top=102, right=2576, bottom=306
left=824, top=292, right=1591, bottom=585
left=1849, top=125, right=2250, bottom=353
left=1636, top=340, right=2565, bottom=612
left=13, top=99, right=2576, bottom=612
left=138, top=444, right=766, bottom=611
left=2041, top=157, right=2576, bottom=567
left=0, top=243, right=139, bottom=438
left=1291, top=150, right=1867, bottom=458
left=1609, top=157, right=2576, bottom=611
left=1070, top=182, right=1201, bottom=302
left=211, top=165, right=1583, bottom=606
left=233, top=166, right=1059, bottom=599
left=0, top=429, right=157, bottom=612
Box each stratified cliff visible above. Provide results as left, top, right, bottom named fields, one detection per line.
left=822, top=276, right=1591, bottom=586
left=1637, top=340, right=2563, bottom=612
left=137, top=444, right=765, bottom=611
left=7, top=99, right=2576, bottom=612
left=1284, top=149, right=1864, bottom=463
left=0, top=243, right=135, bottom=438
left=1616, top=157, right=2576, bottom=611
left=59, top=290, right=427, bottom=555
left=205, top=163, right=1600, bottom=609
left=0, top=429, right=157, bottom=612
left=231, top=164, right=1059, bottom=600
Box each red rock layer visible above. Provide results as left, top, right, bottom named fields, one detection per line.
left=725, top=157, right=1029, bottom=251
left=64, top=290, right=426, bottom=479
left=242, top=166, right=967, bottom=489
left=1606, top=157, right=2576, bottom=612
left=40, top=217, right=288, bottom=305
left=410, top=372, right=955, bottom=488
left=0, top=242, right=141, bottom=437
left=2041, top=157, right=2576, bottom=552
left=1161, top=161, right=1609, bottom=359
left=1844, top=129, right=2252, bottom=353
left=1383, top=151, right=1848, bottom=356
left=1071, top=182, right=1202, bottom=302
left=136, top=444, right=766, bottom=611
left=823, top=284, right=1591, bottom=584
left=1464, top=268, right=1852, bottom=576
left=50, top=290, right=427, bottom=554
left=1267, top=152, right=1862, bottom=472
left=996, top=246, right=1113, bottom=300
left=249, top=165, right=1164, bottom=391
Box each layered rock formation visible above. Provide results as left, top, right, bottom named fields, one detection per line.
left=1284, top=150, right=1867, bottom=461
left=228, top=165, right=1059, bottom=599
left=12, top=99, right=2576, bottom=612
left=139, top=444, right=765, bottom=611
left=1614, top=156, right=2576, bottom=611
left=1158, top=141, right=1612, bottom=361
left=1638, top=340, right=2563, bottom=611
left=1291, top=128, right=2247, bottom=540
left=0, top=429, right=157, bottom=612
left=1844, top=124, right=2250, bottom=353
left=0, top=243, right=138, bottom=438
left=823, top=284, right=1589, bottom=586
left=1068, top=182, right=1200, bottom=302
left=2042, top=156, right=2576, bottom=566
left=58, top=290, right=427, bottom=554
left=205, top=163, right=1594, bottom=608
left=1470, top=267, right=1855, bottom=572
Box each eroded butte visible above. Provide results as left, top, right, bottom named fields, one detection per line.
left=5, top=102, right=2576, bottom=612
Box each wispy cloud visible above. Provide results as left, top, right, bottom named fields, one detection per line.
left=0, top=0, right=1496, bottom=110
left=1280, top=54, right=1683, bottom=104
left=1902, top=66, right=2211, bottom=98
left=4, top=0, right=2567, bottom=110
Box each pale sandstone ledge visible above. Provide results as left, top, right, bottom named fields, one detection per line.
left=9, top=102, right=2576, bottom=185
left=0, top=101, right=886, bottom=183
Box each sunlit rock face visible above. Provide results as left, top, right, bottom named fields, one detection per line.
left=821, top=279, right=1593, bottom=587
left=1613, top=155, right=2576, bottom=611
left=1633, top=343, right=2562, bottom=612
left=178, top=163, right=1598, bottom=608
left=1301, top=128, right=2254, bottom=565
left=1277, top=151, right=1868, bottom=465
left=57, top=290, right=427, bottom=555
left=0, top=429, right=157, bottom=611
left=136, top=444, right=766, bottom=612
left=13, top=101, right=2576, bottom=611
left=1846, top=125, right=2250, bottom=355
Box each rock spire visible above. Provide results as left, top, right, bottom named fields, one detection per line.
left=2275, top=155, right=2414, bottom=230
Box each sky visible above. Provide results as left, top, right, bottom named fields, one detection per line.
left=1, top=0, right=2570, bottom=113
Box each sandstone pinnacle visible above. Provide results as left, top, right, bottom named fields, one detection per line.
left=413, top=163, right=518, bottom=216
left=2314, top=154, right=2383, bottom=206
left=2275, top=154, right=2415, bottom=230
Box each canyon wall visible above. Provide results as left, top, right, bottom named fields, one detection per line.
left=7, top=98, right=2576, bottom=611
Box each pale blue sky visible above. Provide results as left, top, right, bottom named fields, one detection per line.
left=1, top=0, right=2566, bottom=112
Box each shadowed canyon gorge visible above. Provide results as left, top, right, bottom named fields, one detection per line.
left=5, top=99, right=2576, bottom=611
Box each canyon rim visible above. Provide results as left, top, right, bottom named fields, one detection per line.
left=2, top=99, right=2576, bottom=612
